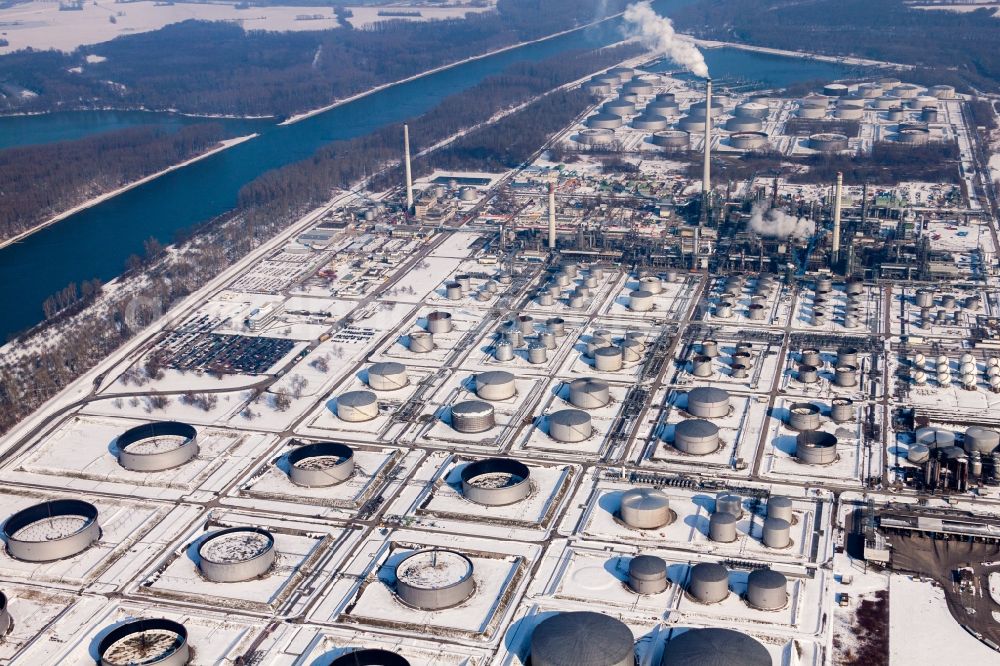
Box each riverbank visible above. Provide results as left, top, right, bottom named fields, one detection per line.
left=693, top=37, right=913, bottom=71
left=279, top=12, right=624, bottom=126
left=0, top=133, right=257, bottom=252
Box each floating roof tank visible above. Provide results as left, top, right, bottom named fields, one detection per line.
left=796, top=431, right=838, bottom=464
left=116, top=421, right=199, bottom=472
left=197, top=526, right=276, bottom=583
left=619, top=488, right=672, bottom=529
left=628, top=289, right=655, bottom=312
left=692, top=355, right=713, bottom=377
left=98, top=618, right=190, bottom=666
left=633, top=114, right=669, bottom=130
left=3, top=499, right=100, bottom=562
left=831, top=397, right=854, bottom=423
left=394, top=549, right=475, bottom=610
left=530, top=612, right=634, bottom=666
left=604, top=98, right=636, bottom=116
left=823, top=83, right=848, bottom=97
left=460, top=457, right=531, bottom=506
left=337, top=390, right=379, bottom=422
left=787, top=402, right=821, bottom=431
left=651, top=129, right=690, bottom=149
left=659, top=628, right=771, bottom=666
left=288, top=441, right=355, bottom=487
left=426, top=311, right=453, bottom=334
left=724, top=116, right=763, bottom=132
left=735, top=101, right=769, bottom=118
left=809, top=133, right=849, bottom=151
left=576, top=129, right=616, bottom=146
left=688, top=562, right=729, bottom=603
left=729, top=131, right=768, bottom=150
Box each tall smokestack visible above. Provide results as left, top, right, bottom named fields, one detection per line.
left=702, top=78, right=712, bottom=205
left=403, top=124, right=413, bottom=212
left=548, top=182, right=556, bottom=250
left=832, top=171, right=843, bottom=267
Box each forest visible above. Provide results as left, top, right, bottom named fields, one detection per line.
left=0, top=0, right=629, bottom=117
left=673, top=0, right=1000, bottom=92
left=0, top=124, right=227, bottom=243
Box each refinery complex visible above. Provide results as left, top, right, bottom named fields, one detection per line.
left=2, top=53, right=1000, bottom=666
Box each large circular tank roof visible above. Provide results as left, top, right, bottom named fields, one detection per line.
left=327, top=650, right=411, bottom=666
left=287, top=441, right=355, bottom=487
left=197, top=526, right=276, bottom=583
left=530, top=611, right=634, bottom=666
left=116, top=421, right=199, bottom=472
left=3, top=499, right=100, bottom=562
left=98, top=618, right=190, bottom=666
left=660, top=628, right=770, bottom=666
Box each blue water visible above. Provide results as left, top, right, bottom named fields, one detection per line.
left=0, top=5, right=852, bottom=339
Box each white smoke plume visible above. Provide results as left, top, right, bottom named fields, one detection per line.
left=749, top=203, right=816, bottom=241
left=621, top=1, right=709, bottom=78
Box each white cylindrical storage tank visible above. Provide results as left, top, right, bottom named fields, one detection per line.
left=701, top=339, right=720, bottom=357
left=651, top=129, right=690, bottom=149
left=476, top=370, right=516, bottom=401
left=495, top=341, right=514, bottom=361
left=688, top=562, right=730, bottom=604
left=748, top=303, right=767, bottom=320
left=661, top=629, right=771, bottom=666
left=965, top=427, right=1000, bottom=454
left=830, top=397, right=855, bottom=423
left=537, top=292, right=554, bottom=306
left=835, top=107, right=864, bottom=120
left=451, top=400, right=496, bottom=433
left=893, top=84, right=922, bottom=98
left=288, top=441, right=355, bottom=486
left=915, top=288, right=934, bottom=308
left=799, top=364, right=819, bottom=384
left=674, top=419, right=720, bottom=455
left=587, top=112, right=623, bottom=129
left=619, top=488, right=672, bottom=529
left=835, top=364, right=858, bottom=387
left=3, top=499, right=100, bottom=562
left=692, top=355, right=713, bottom=377
left=916, top=426, right=956, bottom=449
left=725, top=116, right=763, bottom=132
left=576, top=128, right=616, bottom=146
left=735, top=101, right=769, bottom=118
left=546, top=317, right=566, bottom=336
left=796, top=431, right=838, bottom=464
left=368, top=362, right=408, bottom=391
left=604, top=98, right=636, bottom=116
left=409, top=331, right=434, bottom=353
left=885, top=106, right=904, bottom=121
left=687, top=387, right=730, bottom=418
left=638, top=275, right=662, bottom=294
left=595, top=346, right=624, bottom=371
left=716, top=301, right=734, bottom=318
left=540, top=331, right=557, bottom=350
left=762, top=517, right=791, bottom=548
left=857, top=83, right=883, bottom=98
left=766, top=496, right=794, bottom=523
left=629, top=289, right=654, bottom=312
left=798, top=105, right=827, bottom=119
left=530, top=612, right=634, bottom=666
left=800, top=348, right=822, bottom=367
left=730, top=131, right=768, bottom=150
left=527, top=343, right=548, bottom=365
left=709, top=511, right=738, bottom=542
left=337, top=390, right=379, bottom=422
left=426, top=311, right=453, bottom=334
left=908, top=443, right=930, bottom=464
left=445, top=282, right=463, bottom=300
left=824, top=83, right=848, bottom=97
left=570, top=377, right=611, bottom=409
left=98, top=619, right=190, bottom=666
left=628, top=555, right=668, bottom=595
left=460, top=457, right=531, bottom=506
left=929, top=84, right=956, bottom=99
left=788, top=402, right=821, bottom=430
left=394, top=549, right=475, bottom=610
left=116, top=421, right=199, bottom=472
left=836, top=346, right=859, bottom=367
left=583, top=81, right=612, bottom=95
left=716, top=492, right=742, bottom=517
left=198, top=527, right=276, bottom=583
left=809, top=133, right=849, bottom=151
left=747, top=568, right=789, bottom=610
left=874, top=95, right=900, bottom=109
left=549, top=409, right=592, bottom=443
left=632, top=114, right=669, bottom=130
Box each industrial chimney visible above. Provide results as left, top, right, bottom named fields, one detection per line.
left=702, top=78, right=712, bottom=205
left=832, top=171, right=843, bottom=267
left=404, top=124, right=414, bottom=212
left=548, top=182, right=556, bottom=250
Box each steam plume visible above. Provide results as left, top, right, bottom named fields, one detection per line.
left=621, top=1, right=709, bottom=78
left=749, top=203, right=815, bottom=241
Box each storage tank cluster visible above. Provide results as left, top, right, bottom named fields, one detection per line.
left=909, top=351, right=998, bottom=392
left=115, top=421, right=199, bottom=472
left=585, top=329, right=646, bottom=371
left=393, top=549, right=475, bottom=610
left=460, top=457, right=531, bottom=505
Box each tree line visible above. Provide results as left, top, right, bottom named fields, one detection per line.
left=0, top=123, right=227, bottom=243
left=0, top=0, right=630, bottom=117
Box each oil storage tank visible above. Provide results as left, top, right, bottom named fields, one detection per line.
left=724, top=116, right=763, bottom=132
left=796, top=431, right=838, bottom=464
left=688, top=562, right=729, bottom=603
left=651, top=130, right=690, bottom=149
left=686, top=387, right=730, bottom=418
left=98, top=618, right=190, bottom=666
left=460, top=457, right=531, bottom=505
left=660, top=628, right=771, bottom=666
left=197, top=527, right=276, bottom=583
left=762, top=517, right=791, bottom=548
left=965, top=426, right=1000, bottom=454
left=569, top=377, right=611, bottom=409
left=549, top=409, right=592, bottom=442
left=329, top=650, right=410, bottom=666
left=709, top=511, right=738, bottom=542
left=451, top=400, right=496, bottom=433
left=787, top=402, right=821, bottom=431
left=766, top=496, right=794, bottom=523
left=288, top=441, right=355, bottom=487
left=0, top=591, right=9, bottom=639
left=633, top=114, right=669, bottom=130
left=673, top=419, right=720, bottom=455
left=475, top=370, right=516, bottom=401
left=628, top=555, right=668, bottom=594
left=116, top=421, right=199, bottom=472
left=3, top=499, right=100, bottom=562
left=576, top=129, right=615, bottom=146
left=588, top=112, right=624, bottom=129
left=730, top=132, right=768, bottom=150
left=809, top=133, right=849, bottom=151
left=368, top=362, right=408, bottom=391
left=529, top=611, right=634, bottom=666
left=595, top=346, right=624, bottom=371
left=746, top=568, right=788, bottom=610
left=620, top=488, right=672, bottom=529
left=337, top=390, right=379, bottom=422
left=394, top=549, right=475, bottom=610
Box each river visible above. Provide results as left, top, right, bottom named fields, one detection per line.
left=0, top=7, right=852, bottom=341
